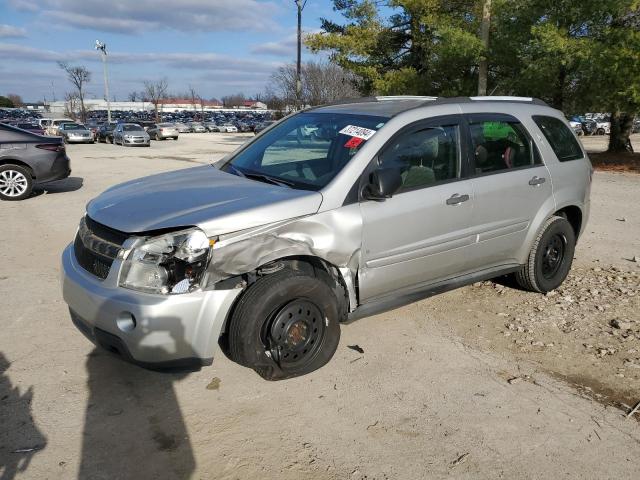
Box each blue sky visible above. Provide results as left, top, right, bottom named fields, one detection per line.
left=0, top=0, right=345, bottom=102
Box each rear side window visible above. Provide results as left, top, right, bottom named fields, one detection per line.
left=469, top=121, right=538, bottom=174
left=533, top=116, right=584, bottom=162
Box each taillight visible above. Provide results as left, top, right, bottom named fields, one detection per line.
left=36, top=143, right=64, bottom=152
left=160, top=128, right=164, bottom=132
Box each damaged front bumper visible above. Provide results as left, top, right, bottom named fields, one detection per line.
left=61, top=244, right=242, bottom=369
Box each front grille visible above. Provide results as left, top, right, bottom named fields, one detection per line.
left=74, top=217, right=128, bottom=280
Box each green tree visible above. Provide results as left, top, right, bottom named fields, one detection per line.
left=0, top=96, right=14, bottom=108
left=307, top=0, right=484, bottom=96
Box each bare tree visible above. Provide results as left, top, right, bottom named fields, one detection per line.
left=63, top=92, right=79, bottom=120
left=221, top=93, right=246, bottom=108
left=267, top=61, right=359, bottom=109
left=6, top=93, right=23, bottom=107
left=58, top=62, right=91, bottom=122
left=143, top=78, right=169, bottom=122
left=127, top=91, right=139, bottom=102
left=187, top=85, right=202, bottom=118
left=303, top=61, right=359, bottom=105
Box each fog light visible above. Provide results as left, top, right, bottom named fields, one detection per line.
left=116, top=312, right=136, bottom=332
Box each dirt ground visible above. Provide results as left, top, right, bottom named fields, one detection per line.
left=1, top=132, right=639, bottom=479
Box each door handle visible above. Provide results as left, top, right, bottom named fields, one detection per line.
left=529, top=176, right=546, bottom=186
left=446, top=193, right=470, bottom=206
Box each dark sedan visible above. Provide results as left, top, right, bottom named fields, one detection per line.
left=0, top=123, right=70, bottom=201
left=97, top=122, right=118, bottom=143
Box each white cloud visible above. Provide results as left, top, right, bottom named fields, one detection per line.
left=8, top=0, right=281, bottom=34
left=0, top=24, right=27, bottom=38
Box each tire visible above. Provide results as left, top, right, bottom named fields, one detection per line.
left=155, top=133, right=160, bottom=141
left=111, top=136, right=116, bottom=145
left=0, top=164, right=33, bottom=201
left=173, top=137, right=178, bottom=140
left=515, top=215, right=576, bottom=293
left=227, top=268, right=343, bottom=380
left=597, top=128, right=605, bottom=135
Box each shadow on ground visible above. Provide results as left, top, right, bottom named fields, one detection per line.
left=0, top=352, right=47, bottom=480
left=78, top=321, right=196, bottom=480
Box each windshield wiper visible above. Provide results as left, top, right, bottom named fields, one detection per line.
left=243, top=172, right=295, bottom=188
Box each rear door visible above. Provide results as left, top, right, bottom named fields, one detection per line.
left=359, top=115, right=476, bottom=301
left=464, top=113, right=553, bottom=269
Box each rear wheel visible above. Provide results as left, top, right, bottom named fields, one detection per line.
left=0, top=164, right=33, bottom=201
left=515, top=215, right=575, bottom=293
left=227, top=268, right=342, bottom=380
left=155, top=133, right=160, bottom=141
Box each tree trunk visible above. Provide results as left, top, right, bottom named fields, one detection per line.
left=477, top=0, right=492, bottom=96
left=551, top=66, right=567, bottom=110
left=79, top=91, right=86, bottom=123
left=608, top=111, right=635, bottom=153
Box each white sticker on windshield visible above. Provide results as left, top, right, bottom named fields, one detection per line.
left=339, top=125, right=377, bottom=140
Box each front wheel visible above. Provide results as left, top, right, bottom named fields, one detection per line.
left=0, top=164, right=33, bottom=201
left=515, top=215, right=576, bottom=293
left=227, top=269, right=342, bottom=380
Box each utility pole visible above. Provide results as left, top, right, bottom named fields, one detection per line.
left=477, top=0, right=492, bottom=96
left=95, top=40, right=112, bottom=122
left=294, top=0, right=307, bottom=110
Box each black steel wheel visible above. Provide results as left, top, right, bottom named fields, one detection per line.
left=226, top=268, right=343, bottom=380
left=266, top=299, right=326, bottom=368
left=515, top=215, right=576, bottom=293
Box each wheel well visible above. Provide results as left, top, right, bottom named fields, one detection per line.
left=216, top=255, right=351, bottom=358
left=0, top=159, right=35, bottom=179
left=554, top=206, right=582, bottom=238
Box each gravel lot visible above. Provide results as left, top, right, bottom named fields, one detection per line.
left=1, top=133, right=639, bottom=479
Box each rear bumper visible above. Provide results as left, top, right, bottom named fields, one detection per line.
left=61, top=244, right=242, bottom=368
left=36, top=154, right=71, bottom=184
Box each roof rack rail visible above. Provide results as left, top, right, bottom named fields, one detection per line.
left=469, top=96, right=548, bottom=106
left=375, top=96, right=438, bottom=102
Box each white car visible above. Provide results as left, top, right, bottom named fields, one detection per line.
left=595, top=122, right=610, bottom=135
left=218, top=124, right=238, bottom=133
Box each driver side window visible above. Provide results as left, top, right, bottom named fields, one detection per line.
left=379, top=125, right=460, bottom=192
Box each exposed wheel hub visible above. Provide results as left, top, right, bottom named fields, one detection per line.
left=268, top=299, right=325, bottom=367
left=542, top=233, right=566, bottom=279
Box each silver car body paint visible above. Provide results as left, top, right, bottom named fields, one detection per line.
left=61, top=97, right=591, bottom=366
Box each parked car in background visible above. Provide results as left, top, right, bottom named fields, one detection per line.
left=147, top=123, right=179, bottom=140
left=12, top=122, right=46, bottom=136
left=112, top=123, right=150, bottom=147
left=218, top=124, right=238, bottom=133
left=46, top=119, right=74, bottom=136
left=61, top=96, right=591, bottom=380
left=568, top=119, right=583, bottom=136
left=205, top=122, right=219, bottom=132
left=254, top=120, right=275, bottom=134
left=97, top=122, right=118, bottom=143
left=595, top=121, right=611, bottom=135
left=174, top=122, right=192, bottom=133
left=59, top=123, right=94, bottom=144
left=188, top=122, right=207, bottom=133
left=0, top=123, right=70, bottom=201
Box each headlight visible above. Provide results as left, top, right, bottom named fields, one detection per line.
left=119, top=228, right=212, bottom=295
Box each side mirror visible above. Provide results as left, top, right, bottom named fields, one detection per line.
left=363, top=168, right=403, bottom=201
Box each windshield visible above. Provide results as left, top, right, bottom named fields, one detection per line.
left=123, top=125, right=143, bottom=131
left=221, top=112, right=386, bottom=190
left=64, top=123, right=84, bottom=130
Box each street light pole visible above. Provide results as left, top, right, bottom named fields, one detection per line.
left=294, top=0, right=306, bottom=111
left=95, top=40, right=111, bottom=122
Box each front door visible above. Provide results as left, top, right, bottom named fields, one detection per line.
left=359, top=116, right=475, bottom=302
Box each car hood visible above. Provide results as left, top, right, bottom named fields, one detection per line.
left=86, top=165, right=323, bottom=235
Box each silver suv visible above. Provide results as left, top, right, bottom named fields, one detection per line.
left=61, top=96, right=591, bottom=379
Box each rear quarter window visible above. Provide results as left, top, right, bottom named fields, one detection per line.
left=532, top=115, right=584, bottom=162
